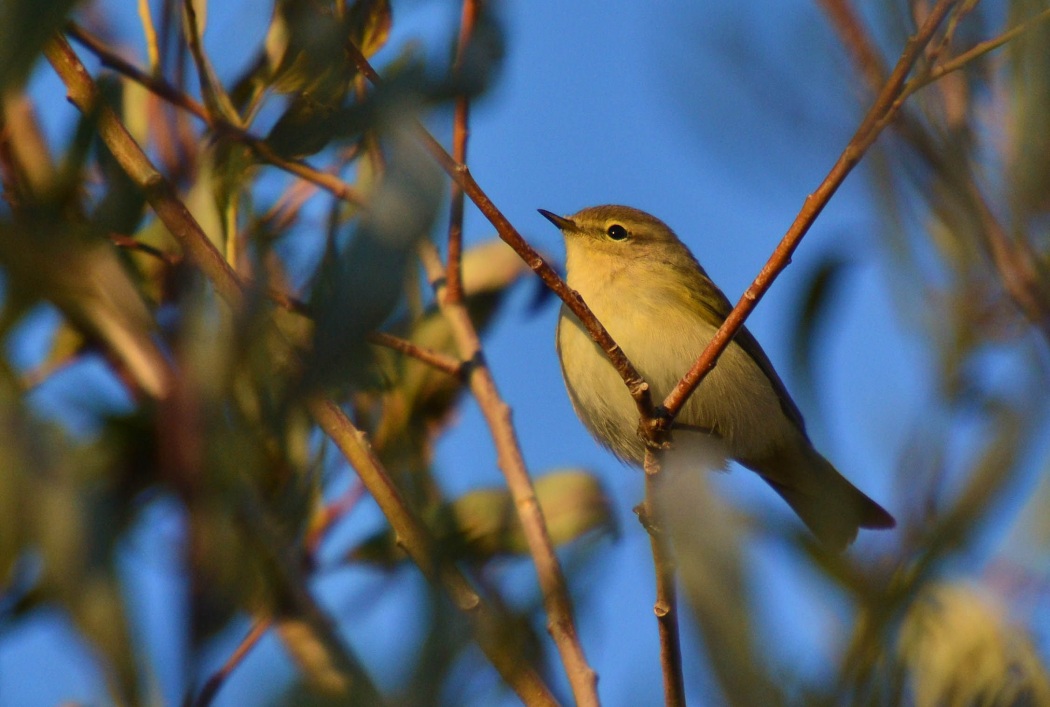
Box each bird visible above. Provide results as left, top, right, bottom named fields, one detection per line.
left=540, top=204, right=895, bottom=550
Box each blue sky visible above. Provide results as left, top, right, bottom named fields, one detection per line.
left=3, top=1, right=1046, bottom=705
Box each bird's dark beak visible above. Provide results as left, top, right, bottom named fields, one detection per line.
left=538, top=209, right=576, bottom=232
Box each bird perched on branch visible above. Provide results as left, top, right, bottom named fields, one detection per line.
left=541, top=205, right=894, bottom=550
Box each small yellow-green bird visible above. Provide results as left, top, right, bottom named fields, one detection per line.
left=540, top=205, right=894, bottom=550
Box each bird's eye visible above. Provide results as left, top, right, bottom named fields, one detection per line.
left=606, top=224, right=629, bottom=241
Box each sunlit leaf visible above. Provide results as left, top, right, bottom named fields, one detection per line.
left=348, top=0, right=392, bottom=59
left=898, top=583, right=1050, bottom=707
left=368, top=238, right=531, bottom=457
left=350, top=469, right=615, bottom=565
left=275, top=617, right=364, bottom=698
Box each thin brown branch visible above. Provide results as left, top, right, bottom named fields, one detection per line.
left=816, top=0, right=888, bottom=92
left=65, top=23, right=366, bottom=206
left=306, top=481, right=367, bottom=554
left=46, top=34, right=558, bottom=704
left=445, top=0, right=480, bottom=304
left=817, top=1, right=1050, bottom=342
left=192, top=618, right=271, bottom=707
left=661, top=0, right=960, bottom=419
left=308, top=398, right=559, bottom=705
left=910, top=6, right=1050, bottom=93
left=967, top=182, right=1050, bottom=335
left=366, top=331, right=465, bottom=378
left=419, top=242, right=600, bottom=706
left=344, top=37, right=657, bottom=436
left=108, top=232, right=182, bottom=265
left=641, top=450, right=685, bottom=707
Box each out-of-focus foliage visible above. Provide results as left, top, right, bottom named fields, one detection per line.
left=0, top=0, right=604, bottom=703
left=352, top=469, right=616, bottom=564
left=660, top=2, right=1050, bottom=706
left=0, top=0, right=80, bottom=91
left=2, top=1, right=1050, bottom=705
left=897, top=583, right=1050, bottom=707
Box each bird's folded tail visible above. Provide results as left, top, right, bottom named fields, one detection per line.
left=759, top=448, right=895, bottom=552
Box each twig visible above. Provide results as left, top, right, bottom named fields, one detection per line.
left=66, top=23, right=367, bottom=206
left=308, top=398, right=559, bottom=705
left=365, top=331, right=465, bottom=378
left=192, top=618, right=271, bottom=707
left=444, top=0, right=480, bottom=304
left=660, top=0, right=961, bottom=419
left=45, top=34, right=558, bottom=705
left=306, top=481, right=367, bottom=555
left=818, top=1, right=1050, bottom=342
left=108, top=232, right=182, bottom=265
left=180, top=0, right=241, bottom=126
left=641, top=450, right=685, bottom=707
left=419, top=242, right=600, bottom=706
left=907, top=6, right=1050, bottom=94
left=343, top=37, right=658, bottom=437
left=136, top=0, right=160, bottom=72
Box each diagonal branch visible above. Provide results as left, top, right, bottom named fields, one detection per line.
left=43, top=33, right=557, bottom=705
left=444, top=0, right=481, bottom=304
left=418, top=242, right=599, bottom=706
left=343, top=38, right=658, bottom=433
left=660, top=0, right=961, bottom=419
left=66, top=22, right=367, bottom=207
left=819, top=0, right=1050, bottom=343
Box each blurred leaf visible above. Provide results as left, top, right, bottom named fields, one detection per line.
left=0, top=374, right=44, bottom=585
left=0, top=0, right=80, bottom=91
left=659, top=465, right=784, bottom=707
left=0, top=93, right=57, bottom=198
left=369, top=238, right=531, bottom=454
left=0, top=215, right=170, bottom=398
left=266, top=94, right=352, bottom=159
left=275, top=617, right=354, bottom=697
left=72, top=572, right=139, bottom=702
left=1007, top=0, right=1050, bottom=216
left=789, top=250, right=852, bottom=405
left=898, top=582, right=1050, bottom=707
left=347, top=0, right=392, bottom=59
left=302, top=129, right=442, bottom=394
left=350, top=469, right=615, bottom=565
left=451, top=5, right=505, bottom=97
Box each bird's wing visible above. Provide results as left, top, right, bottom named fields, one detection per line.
left=690, top=269, right=809, bottom=437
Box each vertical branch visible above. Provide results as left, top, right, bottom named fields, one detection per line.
left=641, top=450, right=685, bottom=707
left=137, top=0, right=160, bottom=72
left=419, top=242, right=600, bottom=707
left=445, top=0, right=480, bottom=303
left=45, top=34, right=558, bottom=704
left=343, top=37, right=657, bottom=429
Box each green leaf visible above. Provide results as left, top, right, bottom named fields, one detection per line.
left=789, top=251, right=852, bottom=407
left=0, top=0, right=80, bottom=92
left=350, top=469, right=615, bottom=565
left=347, top=0, right=392, bottom=59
